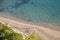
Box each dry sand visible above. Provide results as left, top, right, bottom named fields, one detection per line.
left=0, top=14, right=60, bottom=40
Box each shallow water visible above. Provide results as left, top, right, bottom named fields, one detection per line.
left=0, top=0, right=60, bottom=25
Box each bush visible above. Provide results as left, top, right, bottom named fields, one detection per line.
left=0, top=23, right=23, bottom=40
left=0, top=23, right=45, bottom=40
left=25, top=33, right=39, bottom=40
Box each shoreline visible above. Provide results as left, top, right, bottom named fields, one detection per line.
left=0, top=13, right=60, bottom=40
left=0, top=13, right=60, bottom=31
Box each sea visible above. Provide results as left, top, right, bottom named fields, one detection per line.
left=0, top=0, right=60, bottom=25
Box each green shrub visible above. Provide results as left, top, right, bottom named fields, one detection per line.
left=0, top=23, right=45, bottom=40
left=0, top=23, right=23, bottom=40
left=25, top=33, right=39, bottom=40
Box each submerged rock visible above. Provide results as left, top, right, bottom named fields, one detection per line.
left=0, top=8, right=4, bottom=12
left=0, top=0, right=4, bottom=3
left=22, top=0, right=30, bottom=4
left=27, top=18, right=32, bottom=22
left=13, top=0, right=30, bottom=8
left=14, top=3, right=23, bottom=8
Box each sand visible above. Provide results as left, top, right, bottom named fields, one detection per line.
left=0, top=13, right=60, bottom=40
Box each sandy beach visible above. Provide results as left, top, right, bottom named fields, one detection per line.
left=0, top=14, right=60, bottom=40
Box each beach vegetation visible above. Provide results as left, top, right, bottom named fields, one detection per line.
left=0, top=22, right=45, bottom=40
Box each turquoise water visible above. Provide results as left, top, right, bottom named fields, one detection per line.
left=0, top=0, right=60, bottom=25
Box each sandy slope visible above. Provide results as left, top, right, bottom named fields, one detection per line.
left=0, top=17, right=60, bottom=40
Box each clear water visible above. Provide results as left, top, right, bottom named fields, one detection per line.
left=0, top=0, right=60, bottom=25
